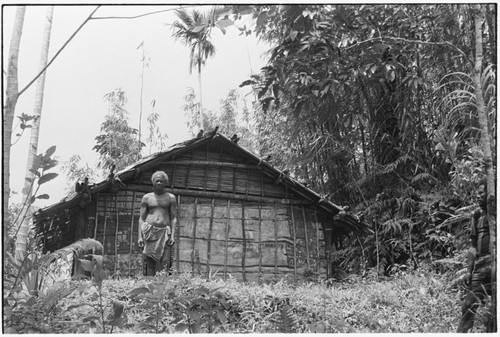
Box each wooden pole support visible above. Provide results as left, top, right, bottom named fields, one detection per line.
left=273, top=201, right=278, bottom=280
left=258, top=204, right=262, bottom=284
left=302, top=205, right=310, bottom=269
left=176, top=195, right=181, bottom=271
left=224, top=200, right=230, bottom=281
left=129, top=192, right=137, bottom=276
left=114, top=195, right=119, bottom=275
left=314, top=209, right=320, bottom=275
left=241, top=200, right=247, bottom=282
left=191, top=197, right=198, bottom=275
left=290, top=204, right=297, bottom=282
left=206, top=198, right=215, bottom=279
left=93, top=193, right=99, bottom=239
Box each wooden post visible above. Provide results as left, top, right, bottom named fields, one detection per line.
left=241, top=201, right=247, bottom=282
left=224, top=200, right=230, bottom=281
left=102, top=197, right=107, bottom=259
left=232, top=167, right=236, bottom=194
left=302, top=205, right=310, bottom=269
left=185, top=164, right=190, bottom=190
left=245, top=169, right=250, bottom=196
left=203, top=143, right=208, bottom=191
left=93, top=193, right=99, bottom=239
left=171, top=162, right=176, bottom=188
left=324, top=228, right=332, bottom=279
left=206, top=198, right=215, bottom=279
left=261, top=171, right=265, bottom=197
left=203, top=166, right=208, bottom=191
left=114, top=195, right=119, bottom=275
left=314, top=209, right=320, bottom=275
left=258, top=204, right=262, bottom=284
left=176, top=195, right=181, bottom=271
left=192, top=197, right=198, bottom=275
left=217, top=166, right=222, bottom=192
left=128, top=192, right=137, bottom=276
left=290, top=204, right=297, bottom=282
left=273, top=201, right=278, bottom=280
left=218, top=147, right=223, bottom=192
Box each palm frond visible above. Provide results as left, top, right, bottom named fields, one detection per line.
left=39, top=238, right=103, bottom=266
left=411, top=172, right=436, bottom=184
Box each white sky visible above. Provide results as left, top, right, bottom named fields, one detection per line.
left=3, top=4, right=270, bottom=207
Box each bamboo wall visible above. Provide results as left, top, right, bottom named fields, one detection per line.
left=87, top=190, right=327, bottom=281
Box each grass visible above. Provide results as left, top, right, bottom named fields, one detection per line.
left=8, top=262, right=490, bottom=334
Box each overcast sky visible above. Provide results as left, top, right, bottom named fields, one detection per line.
left=3, top=4, right=270, bottom=206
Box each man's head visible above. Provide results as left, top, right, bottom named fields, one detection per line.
left=477, top=178, right=487, bottom=210
left=151, top=171, right=169, bottom=191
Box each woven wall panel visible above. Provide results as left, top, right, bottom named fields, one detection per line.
left=80, top=171, right=329, bottom=280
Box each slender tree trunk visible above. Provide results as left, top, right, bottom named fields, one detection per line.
left=15, top=6, right=54, bottom=262
left=472, top=4, right=496, bottom=331
left=138, top=43, right=145, bottom=158
left=3, top=6, right=26, bottom=258
left=198, top=62, right=204, bottom=131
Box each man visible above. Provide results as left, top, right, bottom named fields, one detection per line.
left=457, top=180, right=493, bottom=332
left=138, top=171, right=177, bottom=276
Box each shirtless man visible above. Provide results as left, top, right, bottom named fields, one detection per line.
left=138, top=171, right=177, bottom=276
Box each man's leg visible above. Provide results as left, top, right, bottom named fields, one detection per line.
left=457, top=264, right=491, bottom=332
left=143, top=255, right=157, bottom=276
left=458, top=292, right=481, bottom=332
left=159, top=244, right=174, bottom=274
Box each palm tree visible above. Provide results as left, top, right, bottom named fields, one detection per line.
left=4, top=6, right=26, bottom=258
left=171, top=7, right=221, bottom=132
left=15, top=6, right=54, bottom=262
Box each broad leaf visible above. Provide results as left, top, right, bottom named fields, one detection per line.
left=38, top=173, right=58, bottom=185
left=129, top=287, right=150, bottom=296
left=44, top=145, right=56, bottom=158
left=175, top=323, right=189, bottom=332
left=78, top=259, right=94, bottom=272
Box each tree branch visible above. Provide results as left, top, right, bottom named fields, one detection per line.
left=91, top=6, right=191, bottom=20
left=17, top=6, right=101, bottom=97
left=344, top=36, right=472, bottom=65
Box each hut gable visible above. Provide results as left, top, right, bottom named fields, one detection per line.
left=35, top=132, right=365, bottom=282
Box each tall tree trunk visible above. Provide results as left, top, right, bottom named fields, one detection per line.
left=472, top=4, right=496, bottom=331
left=15, top=6, right=54, bottom=262
left=3, top=6, right=26, bottom=258
left=198, top=61, right=204, bottom=131
left=138, top=43, right=145, bottom=158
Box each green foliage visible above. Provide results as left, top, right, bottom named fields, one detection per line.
left=4, top=239, right=104, bottom=333
left=218, top=4, right=495, bottom=208
left=145, top=109, right=168, bottom=155
left=61, top=154, right=99, bottom=192
left=9, top=146, right=59, bottom=260
left=127, top=274, right=230, bottom=333
left=183, top=88, right=259, bottom=153
left=93, top=88, right=144, bottom=174
left=171, top=6, right=226, bottom=74
left=6, top=267, right=492, bottom=333
left=11, top=112, right=40, bottom=146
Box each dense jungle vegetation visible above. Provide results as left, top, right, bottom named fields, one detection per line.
left=4, top=4, right=496, bottom=333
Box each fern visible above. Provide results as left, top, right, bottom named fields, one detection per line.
left=411, top=172, right=436, bottom=184
left=277, top=304, right=298, bottom=333
left=383, top=154, right=412, bottom=174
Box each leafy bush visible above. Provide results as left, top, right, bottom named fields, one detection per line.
left=5, top=264, right=491, bottom=333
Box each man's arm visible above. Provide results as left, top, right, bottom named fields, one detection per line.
left=138, top=195, right=149, bottom=247
left=168, top=194, right=178, bottom=245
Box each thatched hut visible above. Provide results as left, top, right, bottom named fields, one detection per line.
left=34, top=131, right=366, bottom=282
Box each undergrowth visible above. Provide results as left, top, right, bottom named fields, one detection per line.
left=5, top=265, right=489, bottom=333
